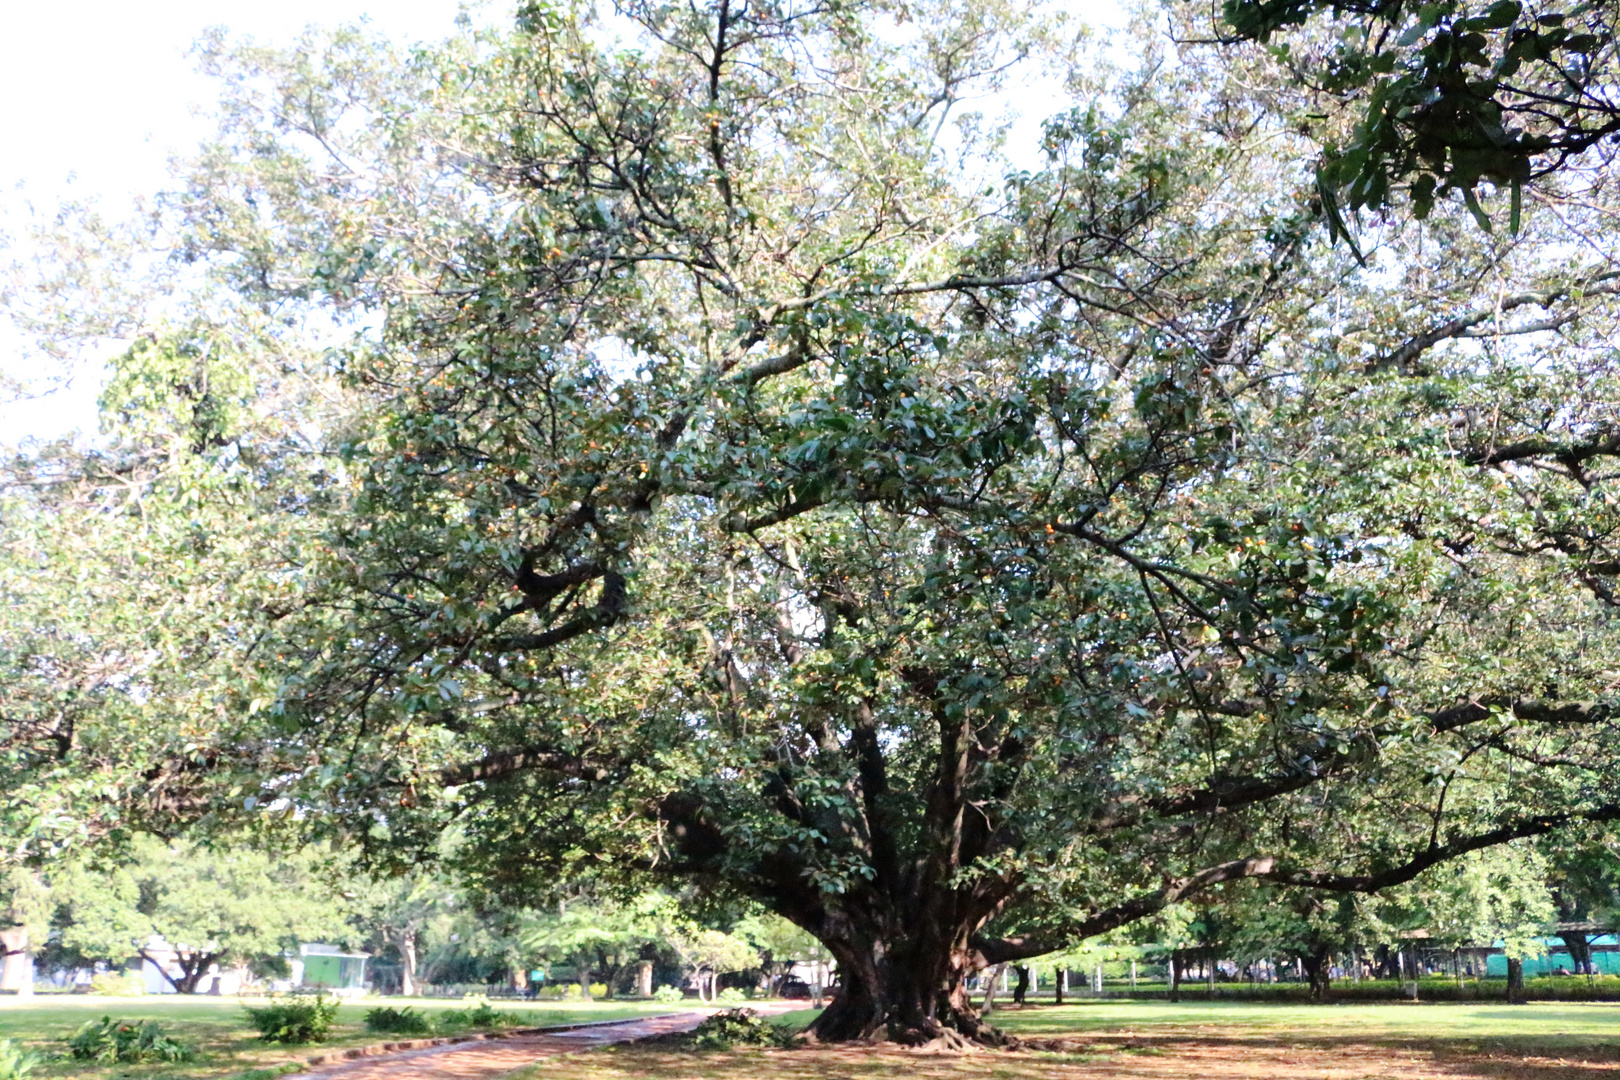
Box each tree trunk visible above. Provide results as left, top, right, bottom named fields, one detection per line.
left=1302, top=948, right=1331, bottom=1001
left=401, top=929, right=419, bottom=997
left=638, top=960, right=654, bottom=998
left=0, top=927, right=32, bottom=997
left=169, top=951, right=219, bottom=994
left=808, top=931, right=1006, bottom=1049
left=1558, top=932, right=1593, bottom=974
left=1506, top=957, right=1525, bottom=1003
left=1011, top=965, right=1029, bottom=1005
left=578, top=964, right=593, bottom=1001
left=1169, top=950, right=1182, bottom=1002
left=1054, top=966, right=1063, bottom=1006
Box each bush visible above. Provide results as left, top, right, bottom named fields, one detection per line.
left=652, top=985, right=685, bottom=1004
left=0, top=1038, right=41, bottom=1080
left=243, top=992, right=341, bottom=1044
left=687, top=1009, right=794, bottom=1050
left=715, top=987, right=747, bottom=1005
left=363, top=1006, right=434, bottom=1036
left=87, top=972, right=144, bottom=996
left=67, top=1017, right=194, bottom=1063
left=434, top=1002, right=521, bottom=1032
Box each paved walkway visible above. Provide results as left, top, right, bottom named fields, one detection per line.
left=282, top=1003, right=803, bottom=1080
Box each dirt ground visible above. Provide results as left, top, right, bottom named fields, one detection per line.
left=520, top=1034, right=1620, bottom=1080
left=277, top=1002, right=1620, bottom=1080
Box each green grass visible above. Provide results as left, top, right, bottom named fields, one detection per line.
left=991, top=998, right=1620, bottom=1057
left=0, top=995, right=680, bottom=1080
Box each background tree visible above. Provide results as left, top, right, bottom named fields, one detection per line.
left=668, top=928, right=757, bottom=1003
left=520, top=892, right=672, bottom=999
left=735, top=911, right=828, bottom=995
left=50, top=840, right=348, bottom=993
left=345, top=871, right=461, bottom=996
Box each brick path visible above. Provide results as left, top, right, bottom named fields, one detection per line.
left=281, top=1003, right=803, bottom=1080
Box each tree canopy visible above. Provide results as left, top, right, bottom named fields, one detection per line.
left=2, top=0, right=1619, bottom=1047
left=1219, top=0, right=1620, bottom=233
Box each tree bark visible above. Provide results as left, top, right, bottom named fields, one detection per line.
left=400, top=929, right=419, bottom=997
left=1506, top=957, right=1525, bottom=1003
left=1169, top=949, right=1182, bottom=1002
left=1011, top=965, right=1029, bottom=1006
left=811, top=941, right=1004, bottom=1048
left=1302, top=948, right=1331, bottom=1001
left=1558, top=932, right=1593, bottom=974
left=143, top=948, right=219, bottom=994
left=0, top=927, right=31, bottom=997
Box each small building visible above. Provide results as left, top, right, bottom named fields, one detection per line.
left=291, top=944, right=370, bottom=995
left=1484, top=935, right=1620, bottom=977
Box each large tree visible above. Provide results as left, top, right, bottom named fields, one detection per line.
left=4, top=0, right=1620, bottom=1047
left=50, top=839, right=348, bottom=993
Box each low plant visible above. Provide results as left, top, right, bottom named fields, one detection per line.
left=0, top=1038, right=41, bottom=1080
left=687, top=1008, right=795, bottom=1050
left=435, top=1002, right=521, bottom=1031
left=243, top=992, right=341, bottom=1044
left=67, top=1017, right=194, bottom=1063
left=87, top=972, right=145, bottom=996
left=715, top=987, right=747, bottom=1005
left=652, top=985, right=685, bottom=1004
left=363, top=1005, right=434, bottom=1036
left=232, top=1065, right=304, bottom=1080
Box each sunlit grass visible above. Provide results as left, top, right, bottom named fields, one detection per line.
left=0, top=995, right=678, bottom=1080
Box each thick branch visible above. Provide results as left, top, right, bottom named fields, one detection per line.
left=1371, top=274, right=1620, bottom=374
left=974, top=802, right=1620, bottom=964
left=437, top=746, right=609, bottom=786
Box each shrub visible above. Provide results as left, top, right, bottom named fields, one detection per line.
left=363, top=1006, right=433, bottom=1036
left=234, top=1067, right=304, bottom=1080
left=67, top=1017, right=194, bottom=1063
left=434, top=1002, right=521, bottom=1031
left=714, top=987, right=747, bottom=1005
left=687, top=1008, right=794, bottom=1050
left=87, top=972, right=145, bottom=996
left=652, top=985, right=685, bottom=1004
left=243, top=992, right=341, bottom=1044
left=0, top=1038, right=41, bottom=1080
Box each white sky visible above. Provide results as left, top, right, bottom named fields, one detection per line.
left=0, top=0, right=1127, bottom=447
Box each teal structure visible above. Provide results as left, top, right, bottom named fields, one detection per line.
left=1484, top=935, right=1620, bottom=976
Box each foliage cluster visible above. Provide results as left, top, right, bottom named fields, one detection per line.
left=242, top=994, right=340, bottom=1044
left=0, top=1039, right=40, bottom=1080
left=685, top=1009, right=796, bottom=1051
left=87, top=973, right=145, bottom=997
left=66, top=1017, right=194, bottom=1063
left=361, top=1006, right=434, bottom=1036
left=361, top=1002, right=525, bottom=1037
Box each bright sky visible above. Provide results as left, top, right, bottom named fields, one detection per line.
left=0, top=0, right=1126, bottom=447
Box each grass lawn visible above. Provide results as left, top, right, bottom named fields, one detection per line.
left=510, top=1000, right=1620, bottom=1080
left=0, top=995, right=678, bottom=1080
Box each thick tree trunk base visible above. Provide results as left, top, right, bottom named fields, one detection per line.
left=807, top=983, right=1013, bottom=1049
